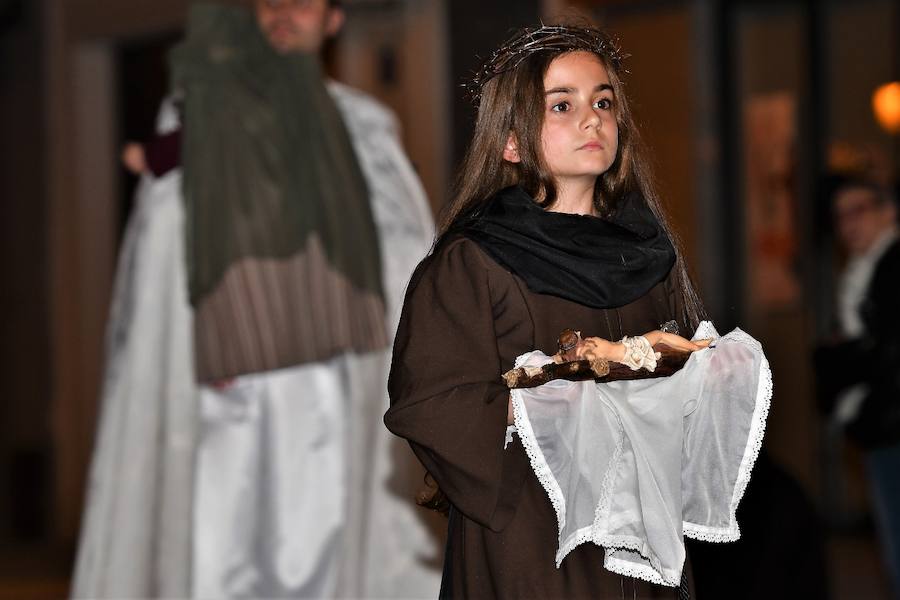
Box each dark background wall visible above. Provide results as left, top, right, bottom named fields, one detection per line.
left=0, top=0, right=897, bottom=598
left=446, top=0, right=542, bottom=166
left=0, top=0, right=50, bottom=546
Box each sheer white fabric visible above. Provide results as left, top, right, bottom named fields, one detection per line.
left=509, top=322, right=772, bottom=586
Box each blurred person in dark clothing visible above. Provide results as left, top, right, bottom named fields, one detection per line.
left=686, top=451, right=829, bottom=600
left=817, top=177, right=900, bottom=598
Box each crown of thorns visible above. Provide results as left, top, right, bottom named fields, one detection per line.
left=466, top=25, right=629, bottom=105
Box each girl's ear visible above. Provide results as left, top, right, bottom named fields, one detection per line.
left=503, top=132, right=521, bottom=163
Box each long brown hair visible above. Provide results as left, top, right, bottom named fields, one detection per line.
left=438, top=25, right=705, bottom=329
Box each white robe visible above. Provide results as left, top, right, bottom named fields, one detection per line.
left=72, top=84, right=442, bottom=599
left=70, top=100, right=196, bottom=599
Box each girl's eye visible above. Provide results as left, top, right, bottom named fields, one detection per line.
left=594, top=98, right=613, bottom=110
left=550, top=101, right=570, bottom=113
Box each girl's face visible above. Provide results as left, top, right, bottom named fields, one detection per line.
left=539, top=51, right=619, bottom=187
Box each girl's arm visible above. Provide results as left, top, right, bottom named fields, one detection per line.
left=386, top=238, right=530, bottom=532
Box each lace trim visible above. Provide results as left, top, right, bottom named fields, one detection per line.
left=514, top=386, right=684, bottom=586
left=561, top=529, right=682, bottom=586
left=605, top=554, right=680, bottom=587
left=560, top=526, right=681, bottom=586
left=503, top=425, right=517, bottom=449
left=682, top=325, right=773, bottom=543
left=510, top=326, right=772, bottom=582
left=511, top=351, right=568, bottom=537
left=692, top=319, right=719, bottom=342
left=511, top=351, right=683, bottom=587
left=588, top=424, right=682, bottom=587
left=556, top=400, right=625, bottom=565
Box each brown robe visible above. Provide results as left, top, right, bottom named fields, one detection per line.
left=386, top=235, right=691, bottom=599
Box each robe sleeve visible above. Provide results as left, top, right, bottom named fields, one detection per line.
left=385, top=238, right=530, bottom=532
left=144, top=128, right=182, bottom=177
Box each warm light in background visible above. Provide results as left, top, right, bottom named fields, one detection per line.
left=872, top=81, right=900, bottom=134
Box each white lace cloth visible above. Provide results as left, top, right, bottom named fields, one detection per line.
left=509, top=322, right=772, bottom=586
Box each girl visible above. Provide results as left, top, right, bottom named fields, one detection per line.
left=386, top=25, right=708, bottom=598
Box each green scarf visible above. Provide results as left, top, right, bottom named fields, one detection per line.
left=169, top=2, right=383, bottom=306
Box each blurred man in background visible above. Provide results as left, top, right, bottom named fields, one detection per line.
left=72, top=0, right=439, bottom=598
left=818, top=178, right=900, bottom=598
